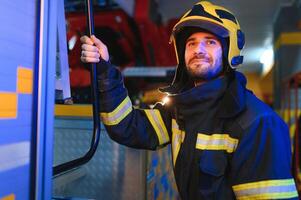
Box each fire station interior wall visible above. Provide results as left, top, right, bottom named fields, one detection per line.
left=273, top=2, right=301, bottom=187
left=0, top=1, right=37, bottom=199
left=258, top=69, right=274, bottom=105
left=273, top=3, right=301, bottom=109
left=240, top=72, right=273, bottom=106
left=52, top=115, right=179, bottom=199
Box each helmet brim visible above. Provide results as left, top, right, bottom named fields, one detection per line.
left=173, top=18, right=229, bottom=38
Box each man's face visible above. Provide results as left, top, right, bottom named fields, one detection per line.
left=184, top=32, right=223, bottom=81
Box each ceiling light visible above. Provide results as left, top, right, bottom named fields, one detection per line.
left=260, top=48, right=274, bottom=75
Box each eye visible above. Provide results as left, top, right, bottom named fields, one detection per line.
left=206, top=39, right=218, bottom=45
left=187, top=42, right=196, bottom=47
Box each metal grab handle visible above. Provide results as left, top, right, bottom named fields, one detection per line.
left=53, top=0, right=101, bottom=175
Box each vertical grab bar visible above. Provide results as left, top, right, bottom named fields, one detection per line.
left=53, top=0, right=101, bottom=175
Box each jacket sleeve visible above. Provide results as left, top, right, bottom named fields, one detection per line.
left=96, top=60, right=171, bottom=150
left=231, top=113, right=299, bottom=199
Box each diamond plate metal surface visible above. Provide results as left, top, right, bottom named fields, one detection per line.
left=53, top=117, right=146, bottom=200
left=52, top=117, right=179, bottom=200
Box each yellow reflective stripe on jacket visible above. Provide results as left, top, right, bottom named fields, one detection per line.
left=144, top=109, right=169, bottom=145
left=195, top=133, right=238, bottom=153
left=172, top=119, right=185, bottom=165
left=233, top=179, right=298, bottom=199
left=100, top=96, right=132, bottom=126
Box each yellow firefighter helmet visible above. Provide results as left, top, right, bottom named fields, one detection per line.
left=171, top=1, right=245, bottom=68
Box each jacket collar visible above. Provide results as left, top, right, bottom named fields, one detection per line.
left=217, top=71, right=247, bottom=118
left=169, top=75, right=228, bottom=106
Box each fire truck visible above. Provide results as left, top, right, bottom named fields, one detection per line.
left=0, top=0, right=180, bottom=199
left=65, top=0, right=178, bottom=103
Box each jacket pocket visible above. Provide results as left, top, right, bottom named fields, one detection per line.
left=197, top=151, right=228, bottom=199
left=199, top=150, right=227, bottom=176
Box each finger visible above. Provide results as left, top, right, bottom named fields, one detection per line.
left=81, top=51, right=100, bottom=58
left=91, top=35, right=107, bottom=49
left=81, top=44, right=99, bottom=52
left=81, top=56, right=100, bottom=63
left=80, top=35, right=94, bottom=45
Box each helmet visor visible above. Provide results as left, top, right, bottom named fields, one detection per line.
left=174, top=18, right=229, bottom=38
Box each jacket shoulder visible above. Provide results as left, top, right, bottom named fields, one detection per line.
left=236, top=91, right=282, bottom=130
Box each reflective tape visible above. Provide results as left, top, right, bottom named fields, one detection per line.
left=172, top=119, right=185, bottom=165
left=0, top=142, right=30, bottom=172
left=1, top=194, right=15, bottom=200
left=17, top=67, right=33, bottom=94
left=233, top=179, right=298, bottom=199
left=195, top=133, right=238, bottom=153
left=100, top=96, right=132, bottom=125
left=144, top=109, right=169, bottom=145
left=0, top=92, right=17, bottom=119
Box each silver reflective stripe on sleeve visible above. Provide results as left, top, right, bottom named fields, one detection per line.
left=100, top=96, right=132, bottom=126
left=233, top=179, right=298, bottom=199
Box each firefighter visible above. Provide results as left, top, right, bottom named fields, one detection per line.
left=80, top=1, right=298, bottom=199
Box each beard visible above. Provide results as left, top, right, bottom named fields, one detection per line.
left=186, top=55, right=223, bottom=81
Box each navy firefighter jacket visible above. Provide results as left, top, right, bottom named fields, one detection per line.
left=96, top=60, right=298, bottom=200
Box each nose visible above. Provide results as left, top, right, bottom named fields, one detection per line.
left=193, top=42, right=206, bottom=54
